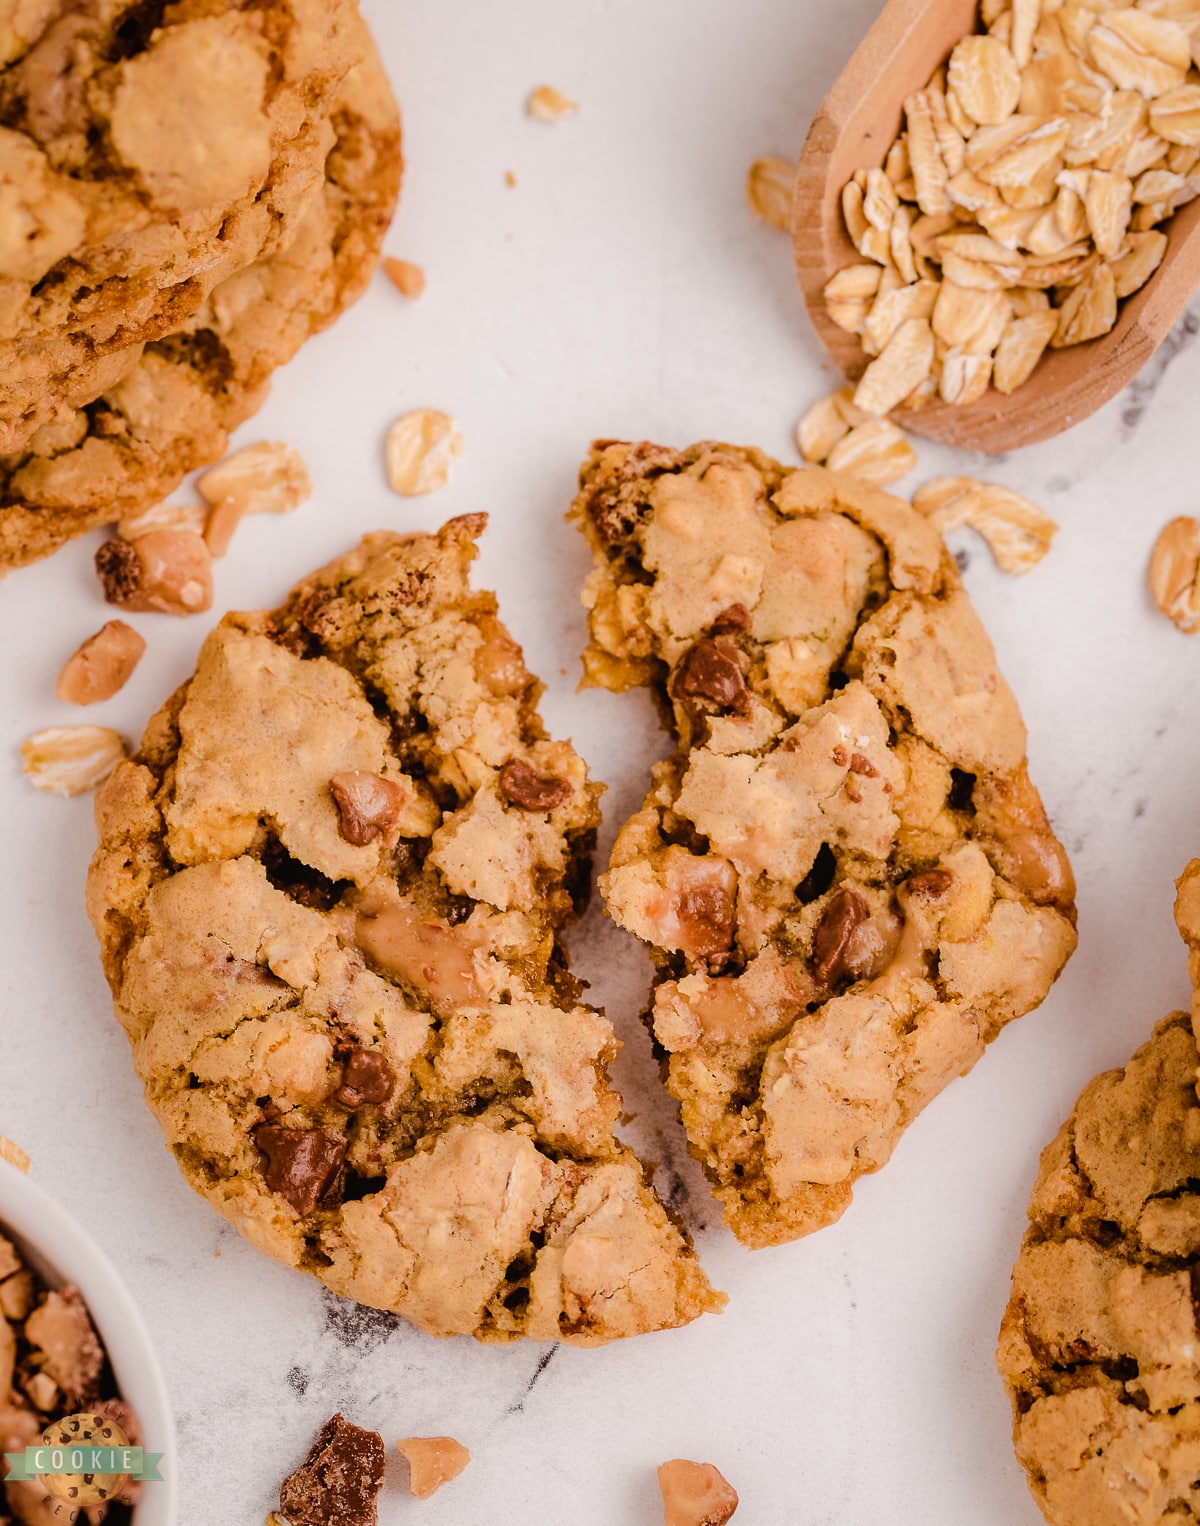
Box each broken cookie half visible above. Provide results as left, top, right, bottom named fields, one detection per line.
left=571, top=442, right=1077, bottom=1247
left=87, top=518, right=721, bottom=1342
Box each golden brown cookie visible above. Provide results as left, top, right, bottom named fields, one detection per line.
left=87, top=520, right=722, bottom=1344
left=997, top=865, right=1200, bottom=1526
left=571, top=442, right=1077, bottom=1246
left=0, top=20, right=400, bottom=571
left=0, top=0, right=367, bottom=458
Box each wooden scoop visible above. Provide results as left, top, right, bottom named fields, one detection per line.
left=792, top=0, right=1200, bottom=453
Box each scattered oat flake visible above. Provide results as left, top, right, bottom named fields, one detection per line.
left=527, top=85, right=576, bottom=121
left=826, top=418, right=918, bottom=487
left=385, top=409, right=464, bottom=496
left=914, top=476, right=1058, bottom=574
left=198, top=442, right=311, bottom=518
left=21, top=726, right=127, bottom=797
left=117, top=500, right=206, bottom=542
left=747, top=155, right=795, bottom=231
left=383, top=257, right=426, bottom=299
left=0, top=1138, right=30, bottom=1173
left=1150, top=516, right=1200, bottom=632
left=797, top=392, right=851, bottom=463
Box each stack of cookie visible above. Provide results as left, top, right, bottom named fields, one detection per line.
left=0, top=0, right=402, bottom=572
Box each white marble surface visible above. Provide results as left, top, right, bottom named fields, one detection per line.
left=3, top=1, right=1200, bottom=1521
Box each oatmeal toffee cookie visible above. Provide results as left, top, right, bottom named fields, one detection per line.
left=86, top=520, right=721, bottom=1343
left=998, top=864, right=1200, bottom=1526
left=572, top=442, right=1077, bottom=1247
left=0, top=20, right=401, bottom=570
left=0, top=0, right=365, bottom=456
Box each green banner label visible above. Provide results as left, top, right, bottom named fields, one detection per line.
left=3, top=1445, right=163, bottom=1482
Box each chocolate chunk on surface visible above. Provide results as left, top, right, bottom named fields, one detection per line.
left=279, top=1413, right=385, bottom=1526
left=333, top=1049, right=395, bottom=1109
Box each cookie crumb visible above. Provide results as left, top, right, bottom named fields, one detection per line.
left=57, top=621, right=146, bottom=706
left=527, top=85, right=577, bottom=122
left=396, top=1436, right=471, bottom=1499
left=657, top=1459, right=739, bottom=1525
left=383, top=257, right=426, bottom=299
left=505, top=169, right=517, bottom=187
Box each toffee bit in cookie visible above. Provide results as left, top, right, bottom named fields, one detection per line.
left=673, top=639, right=751, bottom=714
left=278, top=1414, right=385, bottom=1526
left=383, top=257, right=426, bottom=299
left=333, top=1049, right=395, bottom=1110
left=657, top=1459, right=739, bottom=1526
left=396, top=1436, right=471, bottom=1499
left=25, top=1287, right=105, bottom=1409
left=573, top=443, right=1076, bottom=1247
left=329, top=771, right=404, bottom=846
left=905, top=869, right=954, bottom=898
left=497, top=758, right=574, bottom=812
left=253, top=1124, right=346, bottom=1216
left=95, top=530, right=213, bottom=616
left=811, top=887, right=871, bottom=986
left=57, top=621, right=146, bottom=706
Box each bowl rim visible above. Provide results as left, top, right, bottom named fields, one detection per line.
left=0, top=1158, right=178, bottom=1525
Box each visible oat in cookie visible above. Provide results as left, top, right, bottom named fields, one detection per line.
left=87, top=519, right=721, bottom=1343
left=572, top=441, right=1076, bottom=1246
left=998, top=864, right=1200, bottom=1526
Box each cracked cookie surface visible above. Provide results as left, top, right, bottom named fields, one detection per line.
left=87, top=519, right=722, bottom=1344
left=0, top=0, right=365, bottom=458
left=571, top=441, right=1077, bottom=1247
left=0, top=16, right=400, bottom=570
left=998, top=863, right=1200, bottom=1526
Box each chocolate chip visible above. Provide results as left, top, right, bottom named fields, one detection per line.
left=710, top=603, right=751, bottom=633
left=948, top=768, right=977, bottom=814
left=334, top=1049, right=396, bottom=1110
left=907, top=869, right=954, bottom=898
left=253, top=1124, right=346, bottom=1216
left=1190, top=1264, right=1200, bottom=1331
left=94, top=539, right=141, bottom=604
left=674, top=638, right=751, bottom=714
left=796, top=843, right=837, bottom=904
left=278, top=1413, right=385, bottom=1526
left=329, top=772, right=405, bottom=846
left=676, top=884, right=735, bottom=959
left=498, top=758, right=573, bottom=811
left=812, top=887, right=871, bottom=987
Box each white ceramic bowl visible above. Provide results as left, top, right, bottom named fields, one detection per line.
left=0, top=1159, right=177, bottom=1525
